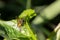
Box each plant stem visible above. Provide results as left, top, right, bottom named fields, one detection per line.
left=26, top=0, right=31, bottom=9
left=25, top=21, right=37, bottom=40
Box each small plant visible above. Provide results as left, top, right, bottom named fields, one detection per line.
left=0, top=9, right=37, bottom=40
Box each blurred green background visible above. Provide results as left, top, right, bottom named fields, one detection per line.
left=0, top=0, right=60, bottom=40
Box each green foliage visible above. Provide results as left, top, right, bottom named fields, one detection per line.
left=19, top=9, right=36, bottom=19
left=0, top=9, right=37, bottom=40
left=0, top=0, right=60, bottom=40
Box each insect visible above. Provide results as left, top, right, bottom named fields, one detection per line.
left=16, top=16, right=25, bottom=31
left=17, top=17, right=25, bottom=28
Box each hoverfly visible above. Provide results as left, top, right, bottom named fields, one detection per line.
left=16, top=16, right=25, bottom=28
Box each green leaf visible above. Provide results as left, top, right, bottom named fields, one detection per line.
left=19, top=9, right=36, bottom=19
